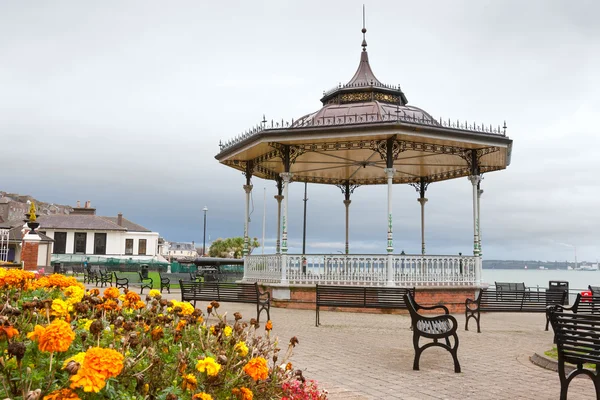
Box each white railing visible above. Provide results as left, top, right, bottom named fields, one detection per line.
left=245, top=254, right=283, bottom=283
left=0, top=229, right=9, bottom=263
left=244, top=253, right=478, bottom=286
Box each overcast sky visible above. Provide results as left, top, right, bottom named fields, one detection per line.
left=1, top=1, right=599, bottom=262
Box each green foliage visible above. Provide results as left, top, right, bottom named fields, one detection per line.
left=208, top=237, right=260, bottom=258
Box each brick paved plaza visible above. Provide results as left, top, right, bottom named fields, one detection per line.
left=95, top=285, right=596, bottom=399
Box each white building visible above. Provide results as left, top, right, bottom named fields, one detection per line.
left=37, top=202, right=161, bottom=263
left=163, top=241, right=198, bottom=260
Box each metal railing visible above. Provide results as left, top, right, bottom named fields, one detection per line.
left=245, top=253, right=478, bottom=286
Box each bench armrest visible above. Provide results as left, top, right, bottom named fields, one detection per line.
left=465, top=297, right=480, bottom=311
left=256, top=284, right=271, bottom=301
left=418, top=304, right=449, bottom=314
left=160, top=276, right=170, bottom=284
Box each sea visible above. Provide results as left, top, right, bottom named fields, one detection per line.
left=482, top=268, right=599, bottom=292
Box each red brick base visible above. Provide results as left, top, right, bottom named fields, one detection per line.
left=264, top=285, right=478, bottom=314
left=21, top=241, right=39, bottom=271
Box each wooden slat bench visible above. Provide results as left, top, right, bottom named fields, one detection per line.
left=114, top=271, right=153, bottom=294
left=315, top=284, right=415, bottom=327
left=96, top=268, right=113, bottom=287
left=465, top=288, right=567, bottom=332
left=179, top=281, right=270, bottom=322
left=404, top=291, right=461, bottom=373
left=548, top=308, right=600, bottom=399
left=159, top=272, right=196, bottom=293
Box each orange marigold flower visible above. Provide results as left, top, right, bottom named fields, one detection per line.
left=151, top=326, right=164, bottom=341
left=43, top=388, right=81, bottom=400
left=176, top=320, right=187, bottom=331
left=69, top=347, right=124, bottom=392
left=37, top=319, right=75, bottom=353
left=125, top=291, right=141, bottom=303
left=243, top=357, right=269, bottom=381
left=88, top=288, right=100, bottom=296
left=192, top=393, right=213, bottom=400
left=181, top=373, right=198, bottom=391
left=69, top=367, right=107, bottom=393
left=232, top=387, right=254, bottom=400
left=134, top=300, right=146, bottom=310
left=32, top=274, right=83, bottom=290
left=103, top=287, right=120, bottom=299
left=265, top=320, right=273, bottom=331
left=0, top=268, right=35, bottom=287
left=0, top=325, right=19, bottom=340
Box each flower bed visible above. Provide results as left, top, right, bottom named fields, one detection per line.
left=0, top=268, right=327, bottom=399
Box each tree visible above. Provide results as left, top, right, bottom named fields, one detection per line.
left=208, top=237, right=260, bottom=258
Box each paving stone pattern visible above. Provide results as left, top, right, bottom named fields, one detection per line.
left=91, top=285, right=596, bottom=399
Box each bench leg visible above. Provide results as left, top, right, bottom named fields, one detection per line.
left=316, top=306, right=319, bottom=327
left=412, top=334, right=422, bottom=371
left=450, top=333, right=461, bottom=373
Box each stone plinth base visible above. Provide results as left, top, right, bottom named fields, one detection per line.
left=259, top=284, right=479, bottom=314
left=21, top=240, right=40, bottom=271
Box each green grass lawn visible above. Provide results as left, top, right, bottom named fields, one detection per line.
left=545, top=347, right=596, bottom=369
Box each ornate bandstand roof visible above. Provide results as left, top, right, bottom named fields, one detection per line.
left=216, top=27, right=512, bottom=186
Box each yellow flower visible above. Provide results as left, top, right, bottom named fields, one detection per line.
left=181, top=373, right=198, bottom=391
left=223, top=326, right=232, bottom=337
left=62, top=352, right=86, bottom=369
left=63, top=285, right=84, bottom=304
left=148, top=289, right=161, bottom=298
left=192, top=393, right=213, bottom=400
left=27, top=325, right=45, bottom=341
left=243, top=357, right=269, bottom=381
left=234, top=341, right=249, bottom=357
left=196, top=356, right=221, bottom=377
left=84, top=319, right=93, bottom=331
left=43, top=388, right=81, bottom=400
left=51, top=298, right=71, bottom=318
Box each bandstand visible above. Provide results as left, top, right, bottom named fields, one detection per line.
left=215, top=25, right=513, bottom=308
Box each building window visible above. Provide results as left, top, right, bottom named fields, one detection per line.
left=125, top=239, right=134, bottom=255
left=74, top=232, right=87, bottom=254
left=54, top=232, right=67, bottom=254
left=94, top=233, right=107, bottom=255
left=138, top=239, right=147, bottom=255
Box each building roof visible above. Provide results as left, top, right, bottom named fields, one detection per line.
left=36, top=215, right=127, bottom=231
left=169, top=242, right=196, bottom=251
left=101, top=216, right=151, bottom=232
left=7, top=226, right=53, bottom=243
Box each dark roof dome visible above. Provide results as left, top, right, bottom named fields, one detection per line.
left=292, top=27, right=438, bottom=128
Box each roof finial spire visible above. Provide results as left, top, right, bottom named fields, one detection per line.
left=361, top=5, right=367, bottom=51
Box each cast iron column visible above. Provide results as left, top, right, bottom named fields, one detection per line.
left=280, top=172, right=293, bottom=284
left=477, top=179, right=483, bottom=258
left=384, top=167, right=396, bottom=286
left=469, top=175, right=482, bottom=285
left=274, top=178, right=283, bottom=254
left=243, top=184, right=253, bottom=257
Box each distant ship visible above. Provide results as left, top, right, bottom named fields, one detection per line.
left=576, top=264, right=599, bottom=271
left=567, top=266, right=573, bottom=270
left=539, top=266, right=547, bottom=270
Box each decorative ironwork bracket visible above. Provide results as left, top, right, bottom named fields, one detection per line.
left=269, top=143, right=306, bottom=165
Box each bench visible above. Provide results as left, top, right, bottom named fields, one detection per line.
left=589, top=285, right=600, bottom=296
left=180, top=281, right=270, bottom=322
left=548, top=308, right=600, bottom=399
left=96, top=268, right=113, bottom=287
left=83, top=268, right=98, bottom=284
left=315, top=284, right=415, bottom=327
left=495, top=281, right=526, bottom=291
left=404, top=291, right=461, bottom=373
left=465, top=289, right=567, bottom=332
left=159, top=272, right=197, bottom=293
left=113, top=271, right=153, bottom=294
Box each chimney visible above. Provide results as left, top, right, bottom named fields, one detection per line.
left=76, top=200, right=81, bottom=208
left=117, top=213, right=123, bottom=226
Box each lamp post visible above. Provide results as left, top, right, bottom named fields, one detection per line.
left=202, top=206, right=208, bottom=256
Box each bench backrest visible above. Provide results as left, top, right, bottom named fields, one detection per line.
left=550, top=309, right=600, bottom=365
left=316, top=285, right=414, bottom=308
left=570, top=293, right=600, bottom=314
left=478, top=289, right=566, bottom=311
left=179, top=281, right=258, bottom=301
left=589, top=285, right=600, bottom=296
left=495, top=282, right=526, bottom=291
